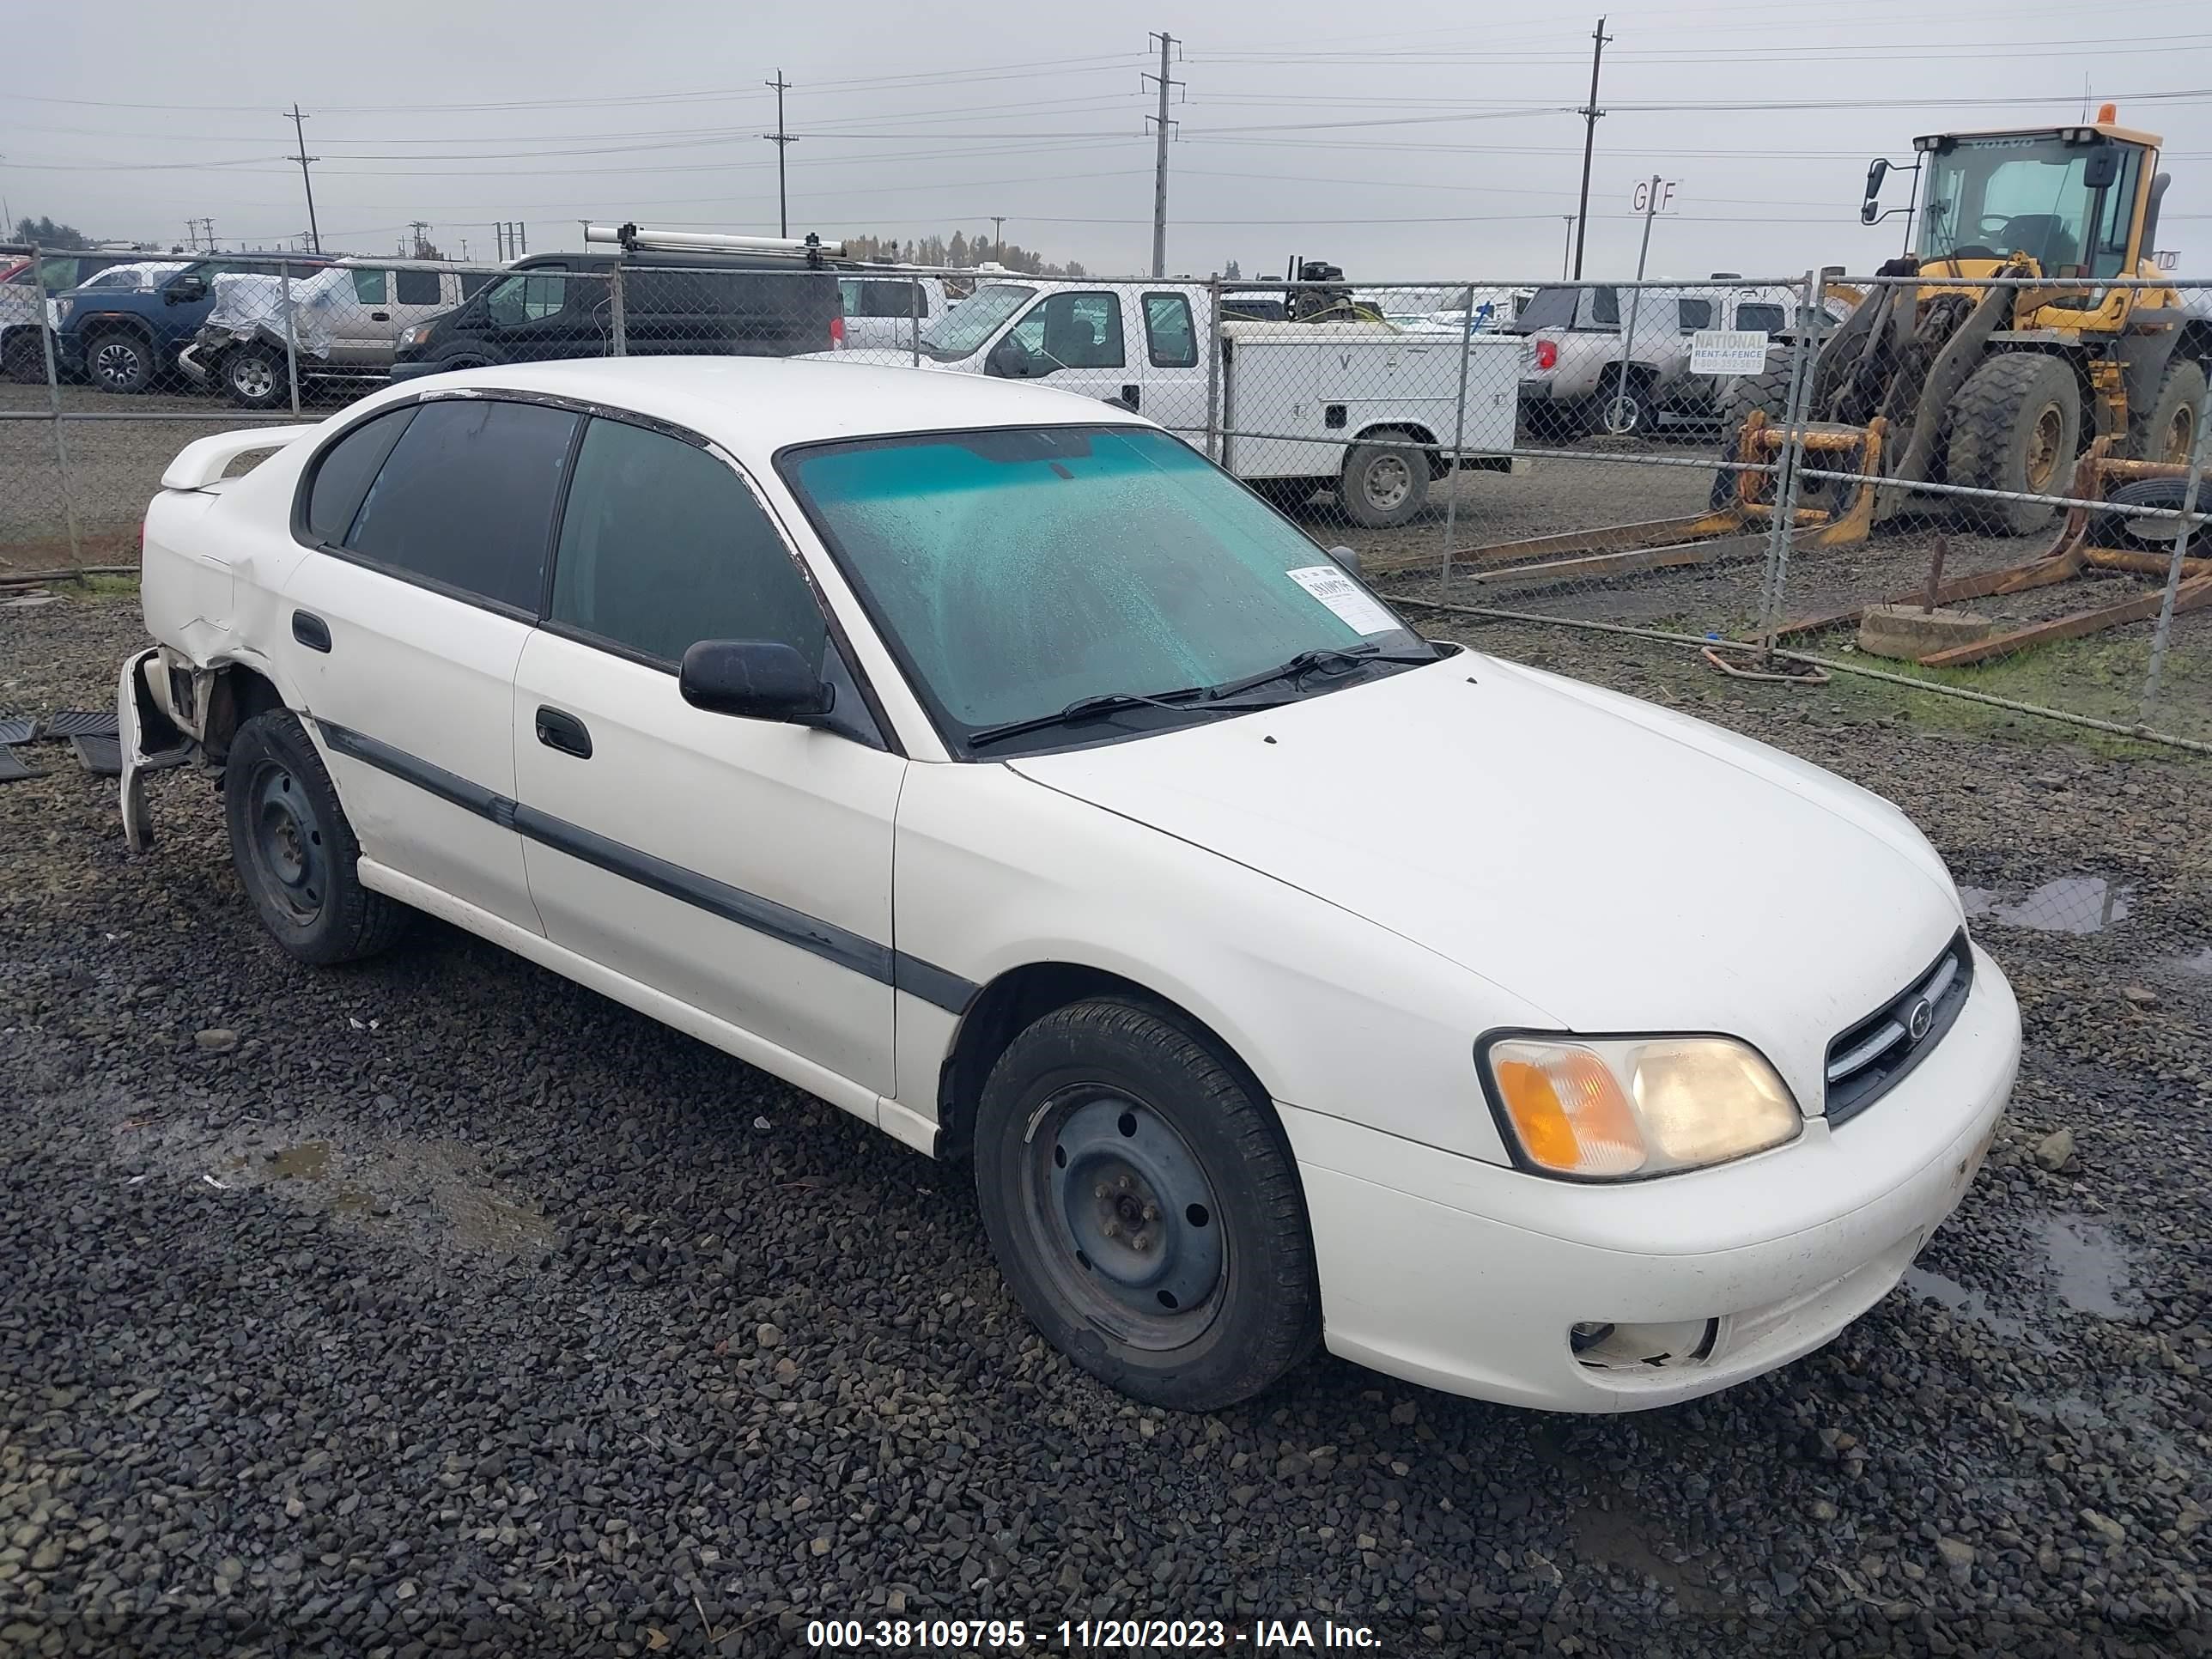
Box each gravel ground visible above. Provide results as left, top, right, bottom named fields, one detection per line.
left=3, top=592, right=2211, bottom=1657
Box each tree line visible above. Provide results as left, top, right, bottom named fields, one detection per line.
left=837, top=231, right=1086, bottom=276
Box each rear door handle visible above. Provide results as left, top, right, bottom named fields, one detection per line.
left=370, top=311, right=389, bottom=321
left=291, top=610, right=331, bottom=653
left=535, top=706, right=592, bottom=759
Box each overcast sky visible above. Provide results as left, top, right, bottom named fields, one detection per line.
left=7, top=0, right=2208, bottom=283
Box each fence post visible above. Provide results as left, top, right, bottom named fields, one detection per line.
left=30, top=247, right=86, bottom=574
left=608, top=260, right=628, bottom=356
left=279, top=260, right=302, bottom=418
left=1755, top=268, right=1822, bottom=653
left=908, top=273, right=921, bottom=368
left=2138, top=374, right=2212, bottom=725
left=1204, top=277, right=1223, bottom=464
left=1439, top=283, right=1476, bottom=586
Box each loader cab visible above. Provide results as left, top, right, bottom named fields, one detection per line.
left=1910, top=121, right=2158, bottom=282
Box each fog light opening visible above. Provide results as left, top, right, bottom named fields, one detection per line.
left=1571, top=1317, right=1723, bottom=1371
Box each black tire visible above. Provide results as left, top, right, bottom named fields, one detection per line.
left=1338, top=429, right=1431, bottom=528
left=2, top=330, right=46, bottom=386
left=86, top=330, right=155, bottom=394
left=2132, top=356, right=2207, bottom=467
left=2097, top=477, right=2206, bottom=553
left=1585, top=364, right=1654, bottom=437
left=1709, top=368, right=1794, bottom=509
left=222, top=343, right=288, bottom=410
left=973, top=997, right=1320, bottom=1411
left=1944, top=353, right=2081, bottom=536
left=223, top=710, right=410, bottom=965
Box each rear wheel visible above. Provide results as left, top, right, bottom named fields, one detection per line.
left=1588, top=365, right=1654, bottom=437
left=973, top=998, right=1320, bottom=1411
left=2, top=331, right=46, bottom=385
left=88, top=330, right=154, bottom=394
left=1338, top=429, right=1430, bottom=527
left=224, top=710, right=410, bottom=965
left=1944, top=352, right=2081, bottom=536
left=2133, top=356, right=2208, bottom=466
left=222, top=343, right=288, bottom=410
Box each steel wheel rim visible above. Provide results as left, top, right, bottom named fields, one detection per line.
left=94, top=342, right=140, bottom=388
left=2025, top=404, right=2065, bottom=492
left=2164, top=404, right=2197, bottom=467
left=246, top=758, right=326, bottom=925
left=1365, top=453, right=1413, bottom=511
left=232, top=356, right=275, bottom=400
left=1603, top=393, right=1642, bottom=435
left=1018, top=1085, right=1227, bottom=1351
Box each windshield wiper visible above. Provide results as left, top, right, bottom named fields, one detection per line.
left=1206, top=641, right=1436, bottom=702
left=966, top=686, right=1214, bottom=750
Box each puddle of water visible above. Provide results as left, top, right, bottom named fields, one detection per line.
left=1960, top=877, right=2131, bottom=935
left=1902, top=1265, right=2033, bottom=1342
left=2037, top=1216, right=2138, bottom=1320
left=331, top=1188, right=374, bottom=1218
left=443, top=1190, right=558, bottom=1254
left=267, top=1141, right=331, bottom=1182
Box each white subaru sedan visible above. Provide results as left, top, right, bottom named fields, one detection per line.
left=118, top=359, right=2019, bottom=1413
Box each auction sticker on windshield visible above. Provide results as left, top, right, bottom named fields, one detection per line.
left=1287, top=566, right=1397, bottom=635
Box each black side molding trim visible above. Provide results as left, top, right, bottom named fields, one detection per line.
left=308, top=716, right=977, bottom=1014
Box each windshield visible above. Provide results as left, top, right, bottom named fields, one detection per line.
left=1507, top=286, right=1578, bottom=333
left=1918, top=135, right=2147, bottom=276
left=781, top=425, right=1428, bottom=750
left=917, top=283, right=1033, bottom=360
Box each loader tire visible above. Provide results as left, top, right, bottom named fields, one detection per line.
left=1709, top=368, right=1794, bottom=510
left=1944, top=353, right=2081, bottom=536
left=2132, top=356, right=2207, bottom=466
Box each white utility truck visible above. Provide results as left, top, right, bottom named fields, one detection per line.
left=828, top=279, right=1523, bottom=526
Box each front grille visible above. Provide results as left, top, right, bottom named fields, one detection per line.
left=1824, top=930, right=1973, bottom=1127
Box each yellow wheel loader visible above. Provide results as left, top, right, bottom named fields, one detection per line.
left=1403, top=107, right=2209, bottom=623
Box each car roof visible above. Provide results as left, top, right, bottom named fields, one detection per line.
left=371, top=356, right=1152, bottom=458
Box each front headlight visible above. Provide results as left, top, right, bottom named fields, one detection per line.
left=1480, top=1034, right=1800, bottom=1180
left=398, top=322, right=433, bottom=349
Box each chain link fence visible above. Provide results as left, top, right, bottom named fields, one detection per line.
left=4, top=244, right=2207, bottom=787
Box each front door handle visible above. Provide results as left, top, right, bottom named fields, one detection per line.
left=534, top=706, right=592, bottom=759
left=370, top=311, right=390, bottom=321
left=291, top=610, right=331, bottom=653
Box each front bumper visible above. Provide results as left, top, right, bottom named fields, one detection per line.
left=1284, top=945, right=2020, bottom=1412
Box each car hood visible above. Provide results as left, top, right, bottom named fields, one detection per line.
left=1007, top=650, right=1964, bottom=1108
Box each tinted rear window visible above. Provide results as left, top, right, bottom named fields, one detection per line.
left=343, top=398, right=578, bottom=611
left=306, top=406, right=418, bottom=546
left=394, top=269, right=441, bottom=306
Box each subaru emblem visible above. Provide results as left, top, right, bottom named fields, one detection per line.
left=1907, top=998, right=1934, bottom=1041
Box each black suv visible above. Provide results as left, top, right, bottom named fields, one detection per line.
left=390, top=248, right=846, bottom=380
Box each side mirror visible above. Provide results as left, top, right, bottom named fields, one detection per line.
left=1328, top=543, right=1362, bottom=578
left=1861, top=157, right=1889, bottom=225
left=986, top=334, right=1033, bottom=378
left=2083, top=148, right=2121, bottom=190
left=678, top=640, right=835, bottom=724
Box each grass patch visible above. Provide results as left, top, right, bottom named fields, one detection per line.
left=58, top=573, right=143, bottom=599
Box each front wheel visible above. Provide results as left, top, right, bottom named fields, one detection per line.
left=87, top=331, right=154, bottom=394
left=1338, top=430, right=1431, bottom=528
left=2, top=331, right=46, bottom=385
left=223, top=343, right=288, bottom=410
left=224, top=710, right=410, bottom=965
left=973, top=998, right=1320, bottom=1411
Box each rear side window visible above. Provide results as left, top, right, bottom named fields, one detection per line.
left=1735, top=303, right=1786, bottom=333
left=550, top=417, right=825, bottom=668
left=343, top=398, right=579, bottom=611
left=305, top=406, right=419, bottom=546
left=1676, top=298, right=1714, bottom=331
left=1143, top=293, right=1198, bottom=368
left=351, top=269, right=388, bottom=305
left=459, top=270, right=494, bottom=300
left=853, top=280, right=922, bottom=319
left=394, top=269, right=441, bottom=306
left=1587, top=287, right=1620, bottom=326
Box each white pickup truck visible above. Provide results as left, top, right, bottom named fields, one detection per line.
left=827, top=280, right=1523, bottom=526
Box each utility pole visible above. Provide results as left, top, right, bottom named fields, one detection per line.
left=1559, top=216, right=1575, bottom=279
left=287, top=104, right=322, bottom=255
left=990, top=216, right=1006, bottom=262
left=1571, top=16, right=1612, bottom=280
left=408, top=219, right=430, bottom=258
left=1145, top=32, right=1182, bottom=279
left=763, top=70, right=794, bottom=238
